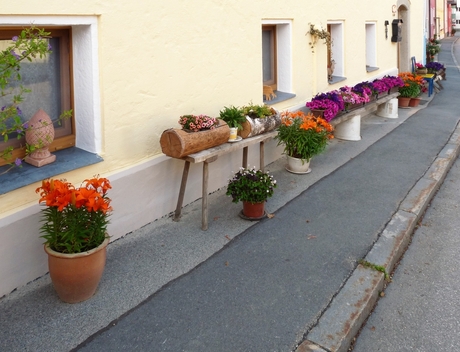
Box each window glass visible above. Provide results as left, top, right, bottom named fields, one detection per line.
left=0, top=28, right=73, bottom=166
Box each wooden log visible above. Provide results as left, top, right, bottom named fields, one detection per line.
left=239, top=111, right=281, bottom=139
left=160, top=119, right=230, bottom=158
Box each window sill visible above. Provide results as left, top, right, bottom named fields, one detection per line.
left=0, top=148, right=103, bottom=195
left=328, top=76, right=347, bottom=85
left=263, top=91, right=296, bottom=105
left=366, top=66, right=379, bottom=72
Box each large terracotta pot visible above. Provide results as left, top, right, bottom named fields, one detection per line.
left=45, top=237, right=109, bottom=303
left=409, top=97, right=421, bottom=107
left=398, top=97, right=411, bottom=108
left=242, top=201, right=265, bottom=219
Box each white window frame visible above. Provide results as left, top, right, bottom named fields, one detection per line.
left=328, top=21, right=344, bottom=78
left=365, top=22, right=378, bottom=69
left=0, top=15, right=101, bottom=154
left=262, top=19, right=292, bottom=93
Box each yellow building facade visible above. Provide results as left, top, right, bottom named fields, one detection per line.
left=0, top=0, right=425, bottom=296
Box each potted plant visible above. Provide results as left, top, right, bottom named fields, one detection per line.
left=36, top=176, right=113, bottom=303
left=226, top=166, right=277, bottom=219
left=160, top=114, right=230, bottom=158
left=219, top=105, right=246, bottom=141
left=415, top=62, right=428, bottom=74
left=276, top=111, right=334, bottom=174
left=306, top=91, right=344, bottom=121
left=239, top=102, right=280, bottom=138
left=397, top=72, right=423, bottom=107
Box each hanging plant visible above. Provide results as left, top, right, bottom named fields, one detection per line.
left=306, top=23, right=333, bottom=54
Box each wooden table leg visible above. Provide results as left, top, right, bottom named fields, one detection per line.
left=202, top=161, right=209, bottom=230
left=242, top=146, right=248, bottom=168
left=173, top=161, right=190, bottom=222
left=260, top=141, right=265, bottom=172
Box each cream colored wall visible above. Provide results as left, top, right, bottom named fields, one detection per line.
left=0, top=0, right=425, bottom=297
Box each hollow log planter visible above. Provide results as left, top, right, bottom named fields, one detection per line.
left=239, top=109, right=281, bottom=139
left=160, top=119, right=230, bottom=158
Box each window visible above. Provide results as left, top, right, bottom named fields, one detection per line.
left=365, top=22, right=378, bottom=72
left=327, top=22, right=345, bottom=83
left=262, top=25, right=277, bottom=89
left=0, top=27, right=74, bottom=167
left=261, top=20, right=294, bottom=103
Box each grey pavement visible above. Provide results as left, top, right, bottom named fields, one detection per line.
left=352, top=128, right=460, bottom=352
left=1, top=36, right=460, bottom=352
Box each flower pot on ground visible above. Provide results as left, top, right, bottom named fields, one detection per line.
left=275, top=111, right=334, bottom=174
left=409, top=97, right=421, bottom=107
left=219, top=105, right=246, bottom=141
left=36, top=176, right=113, bottom=303
left=398, top=97, right=411, bottom=107
left=226, top=167, right=276, bottom=219
left=160, top=115, right=230, bottom=158
left=239, top=103, right=280, bottom=138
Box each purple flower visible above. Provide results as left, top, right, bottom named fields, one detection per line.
left=14, top=158, right=22, bottom=166
left=47, top=44, right=52, bottom=51
left=1, top=106, right=5, bottom=111
left=16, top=106, right=22, bottom=116
left=10, top=50, right=20, bottom=60
left=12, top=36, right=18, bottom=42
left=22, top=122, right=29, bottom=129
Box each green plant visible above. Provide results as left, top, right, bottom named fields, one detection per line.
left=226, top=167, right=277, bottom=204
left=358, top=259, right=390, bottom=280
left=276, top=111, right=334, bottom=161
left=36, top=176, right=112, bottom=254
left=0, top=26, right=72, bottom=171
left=306, top=23, right=332, bottom=54
left=178, top=114, right=218, bottom=131
left=219, top=105, right=246, bottom=130
left=241, top=102, right=274, bottom=119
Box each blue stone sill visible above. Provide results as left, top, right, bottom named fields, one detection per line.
left=263, top=91, right=296, bottom=105
left=0, top=147, right=103, bottom=195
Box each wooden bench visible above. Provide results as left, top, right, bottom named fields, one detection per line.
left=325, top=92, right=400, bottom=141
left=173, top=131, right=278, bottom=230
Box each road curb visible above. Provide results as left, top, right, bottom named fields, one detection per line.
left=297, top=121, right=460, bottom=352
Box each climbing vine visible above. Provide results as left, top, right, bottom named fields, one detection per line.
left=306, top=23, right=332, bottom=54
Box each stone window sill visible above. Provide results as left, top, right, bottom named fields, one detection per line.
left=263, top=90, right=296, bottom=105
left=0, top=147, right=103, bottom=195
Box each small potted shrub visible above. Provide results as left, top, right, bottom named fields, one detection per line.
left=239, top=102, right=280, bottom=138
left=276, top=111, right=334, bottom=174
left=226, top=166, right=277, bottom=219
left=219, top=106, right=246, bottom=141
left=36, top=176, right=112, bottom=303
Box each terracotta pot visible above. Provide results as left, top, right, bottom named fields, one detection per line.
left=409, top=98, right=421, bottom=107
left=398, top=97, right=411, bottom=108
left=285, top=155, right=311, bottom=174
left=242, top=201, right=265, bottom=218
left=45, top=237, right=109, bottom=303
